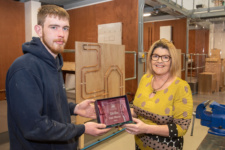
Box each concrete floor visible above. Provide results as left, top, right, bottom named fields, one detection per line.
left=1, top=91, right=225, bottom=150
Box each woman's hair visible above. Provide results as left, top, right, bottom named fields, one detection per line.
left=146, top=38, right=180, bottom=77
left=37, top=5, right=70, bottom=26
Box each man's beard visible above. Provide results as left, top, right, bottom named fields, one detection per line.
left=42, top=33, right=66, bottom=54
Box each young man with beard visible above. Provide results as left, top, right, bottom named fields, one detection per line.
left=5, top=5, right=110, bottom=150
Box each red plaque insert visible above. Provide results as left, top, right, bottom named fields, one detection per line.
left=95, top=95, right=132, bottom=128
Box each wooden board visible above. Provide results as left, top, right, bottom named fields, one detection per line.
left=210, top=48, right=221, bottom=59
left=198, top=72, right=216, bottom=95
left=75, top=42, right=125, bottom=149
left=205, top=62, right=221, bottom=91
left=0, top=0, right=25, bottom=100
left=205, top=57, right=220, bottom=62
left=177, top=49, right=181, bottom=78
left=75, top=42, right=125, bottom=124
left=98, top=22, right=122, bottom=45
left=62, top=61, right=75, bottom=71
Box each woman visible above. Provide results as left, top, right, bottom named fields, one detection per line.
left=123, top=39, right=193, bottom=150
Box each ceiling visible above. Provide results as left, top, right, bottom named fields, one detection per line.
left=16, top=0, right=184, bottom=19
left=189, top=17, right=225, bottom=30
left=145, top=0, right=183, bottom=16
left=144, top=0, right=185, bottom=22
left=16, top=0, right=182, bottom=15
left=16, top=0, right=81, bottom=6
left=15, top=0, right=112, bottom=9
left=15, top=0, right=225, bottom=26
left=144, top=0, right=225, bottom=28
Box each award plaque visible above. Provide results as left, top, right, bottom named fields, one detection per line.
left=95, top=95, right=133, bottom=128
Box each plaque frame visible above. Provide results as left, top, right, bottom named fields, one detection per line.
left=95, top=95, right=133, bottom=128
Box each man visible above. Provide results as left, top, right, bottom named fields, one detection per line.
left=6, top=5, right=109, bottom=150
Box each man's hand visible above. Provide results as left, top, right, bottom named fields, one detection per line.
left=74, top=99, right=96, bottom=119
left=84, top=122, right=111, bottom=136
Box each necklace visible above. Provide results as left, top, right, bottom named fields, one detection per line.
left=152, top=76, right=170, bottom=94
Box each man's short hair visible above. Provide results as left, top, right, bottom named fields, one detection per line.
left=37, top=5, right=70, bottom=26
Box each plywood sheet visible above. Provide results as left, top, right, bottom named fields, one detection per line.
left=198, top=72, right=216, bottom=95
left=177, top=49, right=181, bottom=78
left=98, top=22, right=122, bottom=45
left=205, top=62, right=221, bottom=91
left=75, top=42, right=125, bottom=124
left=210, top=48, right=221, bottom=59
left=206, top=57, right=220, bottom=62
left=62, top=61, right=75, bottom=71
left=0, top=0, right=25, bottom=100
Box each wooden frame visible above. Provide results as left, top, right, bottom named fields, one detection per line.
left=75, top=42, right=125, bottom=148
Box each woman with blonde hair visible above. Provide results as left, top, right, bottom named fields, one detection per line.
left=123, top=39, right=193, bottom=150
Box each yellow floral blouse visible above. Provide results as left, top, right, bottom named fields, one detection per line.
left=133, top=74, right=193, bottom=150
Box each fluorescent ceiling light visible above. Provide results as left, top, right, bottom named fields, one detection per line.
left=143, top=13, right=151, bottom=17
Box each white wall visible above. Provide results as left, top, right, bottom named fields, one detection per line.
left=25, top=1, right=41, bottom=42
left=209, top=23, right=225, bottom=58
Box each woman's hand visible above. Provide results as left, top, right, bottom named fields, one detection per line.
left=122, top=118, right=150, bottom=135
left=131, top=108, right=137, bottom=118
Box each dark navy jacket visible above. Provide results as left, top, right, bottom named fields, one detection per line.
left=6, top=37, right=85, bottom=150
